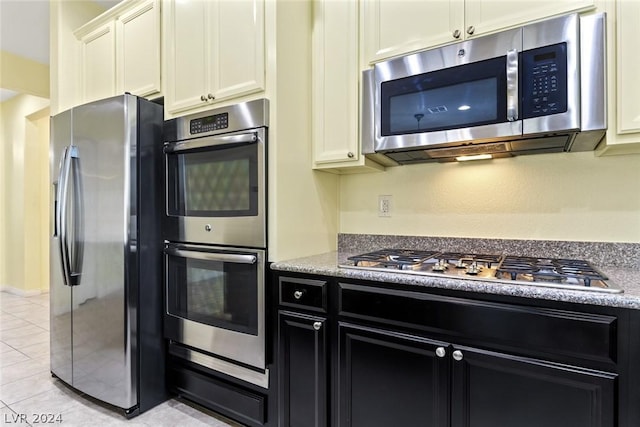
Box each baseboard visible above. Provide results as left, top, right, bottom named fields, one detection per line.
left=0, top=285, right=45, bottom=297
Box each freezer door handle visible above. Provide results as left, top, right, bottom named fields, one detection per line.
left=56, top=146, right=83, bottom=286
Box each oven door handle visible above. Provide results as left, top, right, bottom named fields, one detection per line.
left=164, top=132, right=258, bottom=153
left=166, top=247, right=257, bottom=264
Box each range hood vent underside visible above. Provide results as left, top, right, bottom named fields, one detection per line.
left=384, top=135, right=573, bottom=164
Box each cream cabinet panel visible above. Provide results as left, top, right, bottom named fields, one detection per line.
left=616, top=0, right=640, bottom=135
left=362, top=0, right=595, bottom=65
left=212, top=0, right=265, bottom=101
left=116, top=0, right=161, bottom=97
left=466, top=0, right=595, bottom=37
left=163, top=0, right=210, bottom=113
left=163, top=0, right=265, bottom=115
left=362, top=0, right=464, bottom=65
left=313, top=0, right=384, bottom=173
left=79, top=22, right=116, bottom=103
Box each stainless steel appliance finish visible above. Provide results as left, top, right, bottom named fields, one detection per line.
left=163, top=99, right=270, bottom=388
left=164, top=99, right=267, bottom=248
left=340, top=249, right=621, bottom=293
left=164, top=243, right=269, bottom=388
left=50, top=94, right=166, bottom=416
left=362, top=13, right=607, bottom=164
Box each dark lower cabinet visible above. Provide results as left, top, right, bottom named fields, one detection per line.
left=274, top=273, right=630, bottom=427
left=278, top=311, right=327, bottom=427
left=450, top=347, right=617, bottom=427
left=338, top=323, right=450, bottom=427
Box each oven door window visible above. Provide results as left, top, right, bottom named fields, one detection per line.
left=166, top=253, right=258, bottom=335
left=380, top=56, right=507, bottom=135
left=167, top=142, right=258, bottom=217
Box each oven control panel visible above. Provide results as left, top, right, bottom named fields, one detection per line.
left=190, top=112, right=229, bottom=134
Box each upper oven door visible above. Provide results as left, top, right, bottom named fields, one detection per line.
left=164, top=128, right=266, bottom=248
left=373, top=27, right=522, bottom=152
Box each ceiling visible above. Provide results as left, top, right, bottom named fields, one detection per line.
left=0, top=0, right=121, bottom=102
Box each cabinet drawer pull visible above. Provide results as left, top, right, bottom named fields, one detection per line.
left=452, top=350, right=464, bottom=361
left=435, top=347, right=446, bottom=358
left=313, top=321, right=322, bottom=331
left=294, top=290, right=304, bottom=300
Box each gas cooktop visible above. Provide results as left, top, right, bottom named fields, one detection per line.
left=339, top=249, right=621, bottom=293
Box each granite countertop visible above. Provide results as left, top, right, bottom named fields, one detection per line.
left=271, top=251, right=640, bottom=310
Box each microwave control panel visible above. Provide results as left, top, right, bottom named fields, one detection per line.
left=521, top=43, right=568, bottom=119
left=190, top=112, right=229, bottom=135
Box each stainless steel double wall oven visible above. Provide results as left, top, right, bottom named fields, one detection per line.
left=163, top=99, right=269, bottom=388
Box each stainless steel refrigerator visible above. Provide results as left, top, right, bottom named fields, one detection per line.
left=49, top=94, right=166, bottom=417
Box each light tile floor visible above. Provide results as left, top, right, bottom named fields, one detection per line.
left=0, top=292, right=240, bottom=426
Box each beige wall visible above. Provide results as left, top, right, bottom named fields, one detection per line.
left=339, top=151, right=640, bottom=243
left=0, top=94, right=50, bottom=294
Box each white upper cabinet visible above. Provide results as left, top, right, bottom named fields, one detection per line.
left=596, top=0, right=640, bottom=154
left=75, top=0, right=161, bottom=104
left=312, top=0, right=384, bottom=172
left=362, top=0, right=595, bottom=65
left=116, top=0, right=161, bottom=97
left=78, top=21, right=116, bottom=104
left=163, top=0, right=265, bottom=116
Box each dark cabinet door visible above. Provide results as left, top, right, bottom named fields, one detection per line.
left=338, top=322, right=450, bottom=427
left=278, top=311, right=327, bottom=427
left=451, top=346, right=617, bottom=427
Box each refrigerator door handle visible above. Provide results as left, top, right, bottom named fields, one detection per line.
left=56, top=146, right=72, bottom=287
left=56, top=145, right=82, bottom=286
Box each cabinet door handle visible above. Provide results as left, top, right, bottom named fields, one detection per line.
left=293, top=290, right=304, bottom=300
left=435, top=347, right=446, bottom=358
left=207, top=93, right=215, bottom=100
left=452, top=29, right=461, bottom=39
left=466, top=26, right=475, bottom=35
left=452, top=350, right=464, bottom=361
left=200, top=95, right=207, bottom=101
left=347, top=151, right=355, bottom=158
left=313, top=321, right=322, bottom=331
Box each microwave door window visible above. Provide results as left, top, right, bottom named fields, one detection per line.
left=380, top=56, right=507, bottom=136
left=389, top=78, right=498, bottom=134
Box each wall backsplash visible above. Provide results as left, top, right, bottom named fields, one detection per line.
left=339, top=151, right=640, bottom=244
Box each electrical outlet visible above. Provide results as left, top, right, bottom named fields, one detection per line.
left=378, top=195, right=392, bottom=217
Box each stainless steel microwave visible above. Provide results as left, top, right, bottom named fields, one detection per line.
left=362, top=13, right=607, bottom=164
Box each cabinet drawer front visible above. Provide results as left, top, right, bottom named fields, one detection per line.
left=279, top=277, right=327, bottom=312
left=339, top=283, right=617, bottom=366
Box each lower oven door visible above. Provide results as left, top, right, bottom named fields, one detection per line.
left=164, top=243, right=265, bottom=370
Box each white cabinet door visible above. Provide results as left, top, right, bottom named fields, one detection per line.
left=163, top=0, right=210, bottom=114
left=79, top=22, right=116, bottom=103
left=163, top=0, right=265, bottom=115
left=312, top=0, right=384, bottom=173
left=116, top=0, right=161, bottom=97
left=211, top=0, right=265, bottom=102
left=466, top=0, right=595, bottom=37
left=361, top=0, right=464, bottom=65
left=616, top=0, right=640, bottom=135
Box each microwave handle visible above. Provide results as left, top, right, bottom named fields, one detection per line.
left=164, top=132, right=258, bottom=153
left=165, top=247, right=257, bottom=265
left=506, top=49, right=519, bottom=122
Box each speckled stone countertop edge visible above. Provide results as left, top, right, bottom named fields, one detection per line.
left=337, top=234, right=640, bottom=269
left=270, top=251, right=640, bottom=310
